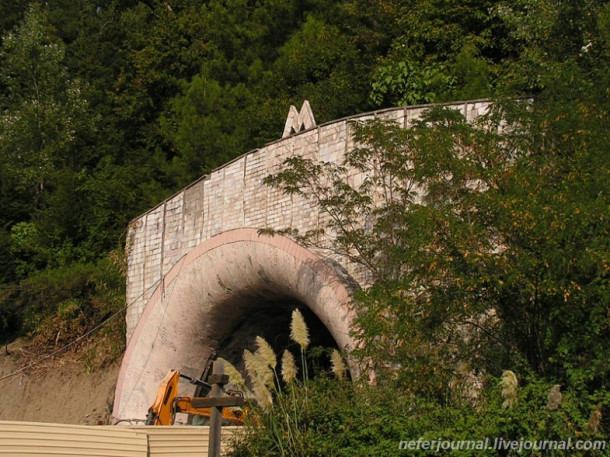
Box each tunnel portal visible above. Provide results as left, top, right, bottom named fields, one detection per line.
left=112, top=228, right=357, bottom=423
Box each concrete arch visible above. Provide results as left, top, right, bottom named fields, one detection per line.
left=112, top=228, right=357, bottom=423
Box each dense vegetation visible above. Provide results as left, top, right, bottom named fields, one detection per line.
left=247, top=101, right=610, bottom=454
left=0, top=0, right=504, bottom=343
left=1, top=0, right=609, bottom=453
left=0, top=0, right=532, bottom=344
left=241, top=1, right=608, bottom=455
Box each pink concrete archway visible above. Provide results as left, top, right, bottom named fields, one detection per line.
left=112, top=228, right=357, bottom=423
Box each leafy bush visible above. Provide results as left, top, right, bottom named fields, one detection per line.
left=230, top=373, right=609, bottom=457
left=0, top=250, right=125, bottom=361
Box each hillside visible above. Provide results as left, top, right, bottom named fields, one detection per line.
left=0, top=340, right=120, bottom=424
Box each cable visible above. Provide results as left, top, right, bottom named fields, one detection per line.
left=0, top=305, right=129, bottom=382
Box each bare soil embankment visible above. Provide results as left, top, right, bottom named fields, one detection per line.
left=0, top=339, right=121, bottom=425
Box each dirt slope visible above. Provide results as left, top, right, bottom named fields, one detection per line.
left=0, top=340, right=121, bottom=425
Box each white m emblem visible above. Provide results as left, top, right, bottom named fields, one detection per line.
left=282, top=100, right=316, bottom=138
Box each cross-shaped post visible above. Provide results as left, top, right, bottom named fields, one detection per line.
left=207, top=360, right=228, bottom=457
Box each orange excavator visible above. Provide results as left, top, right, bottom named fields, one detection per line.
left=145, top=369, right=248, bottom=425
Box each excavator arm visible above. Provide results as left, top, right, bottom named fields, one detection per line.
left=145, top=369, right=247, bottom=426
left=173, top=397, right=247, bottom=424
left=146, top=370, right=181, bottom=425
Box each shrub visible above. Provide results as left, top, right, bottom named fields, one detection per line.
left=0, top=250, right=125, bottom=363
left=230, top=373, right=609, bottom=457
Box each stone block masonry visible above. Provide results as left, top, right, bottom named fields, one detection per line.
left=124, top=100, right=492, bottom=340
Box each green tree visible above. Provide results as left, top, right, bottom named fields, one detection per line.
left=266, top=15, right=369, bottom=123
left=365, top=0, right=512, bottom=107
left=264, top=0, right=610, bottom=399
left=0, top=5, right=99, bottom=272
left=265, top=108, right=506, bottom=392
left=267, top=94, right=609, bottom=394
left=161, top=76, right=254, bottom=185
left=0, top=0, right=29, bottom=36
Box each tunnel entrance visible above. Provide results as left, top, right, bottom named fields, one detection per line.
left=215, top=301, right=338, bottom=369
left=112, top=229, right=357, bottom=423
left=189, top=300, right=339, bottom=425
left=200, top=300, right=339, bottom=386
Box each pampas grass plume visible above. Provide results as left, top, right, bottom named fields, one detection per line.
left=547, top=384, right=562, bottom=411
left=290, top=309, right=310, bottom=350
left=500, top=370, right=518, bottom=409
left=330, top=349, right=346, bottom=379
left=243, top=349, right=257, bottom=379
left=587, top=404, right=603, bottom=434
left=251, top=379, right=273, bottom=410
left=255, top=336, right=277, bottom=369
left=244, top=348, right=275, bottom=391
left=217, top=357, right=245, bottom=387
left=244, top=349, right=273, bottom=408
left=281, top=350, right=297, bottom=384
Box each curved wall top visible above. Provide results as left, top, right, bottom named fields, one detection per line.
left=124, top=100, right=492, bottom=340
left=113, top=228, right=356, bottom=423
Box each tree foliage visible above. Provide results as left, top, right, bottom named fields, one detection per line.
left=267, top=94, right=609, bottom=394
left=264, top=0, right=610, bottom=420
left=230, top=374, right=609, bottom=457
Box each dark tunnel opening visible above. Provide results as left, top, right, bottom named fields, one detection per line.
left=192, top=299, right=340, bottom=401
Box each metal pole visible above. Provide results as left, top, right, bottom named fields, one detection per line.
left=207, top=360, right=225, bottom=457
